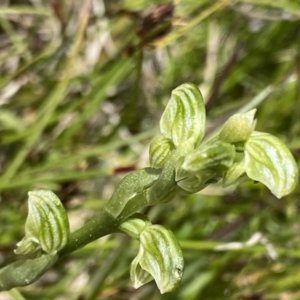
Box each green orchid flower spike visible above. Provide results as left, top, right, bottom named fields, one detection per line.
left=0, top=83, right=298, bottom=294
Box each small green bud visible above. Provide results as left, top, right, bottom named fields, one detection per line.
left=219, top=109, right=256, bottom=143
left=15, top=190, right=70, bottom=255
left=149, top=136, right=174, bottom=168
left=244, top=132, right=298, bottom=198
left=160, top=83, right=206, bottom=148
left=130, top=225, right=184, bottom=294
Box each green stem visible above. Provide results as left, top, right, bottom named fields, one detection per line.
left=59, top=209, right=118, bottom=256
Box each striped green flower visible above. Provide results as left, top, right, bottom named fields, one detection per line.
left=245, top=132, right=298, bottom=198
left=160, top=83, right=206, bottom=148
left=177, top=141, right=235, bottom=192
left=15, top=190, right=70, bottom=255
left=182, top=141, right=235, bottom=174
left=130, top=224, right=184, bottom=294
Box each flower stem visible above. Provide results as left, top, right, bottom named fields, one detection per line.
left=59, top=209, right=118, bottom=256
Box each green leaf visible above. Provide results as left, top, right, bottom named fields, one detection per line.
left=104, top=168, right=161, bottom=218
left=15, top=190, right=70, bottom=254
left=160, top=83, right=206, bottom=148
left=130, top=225, right=184, bottom=294
left=219, top=109, right=256, bottom=143
left=149, top=136, right=174, bottom=168
left=0, top=253, right=57, bottom=291
left=245, top=132, right=299, bottom=198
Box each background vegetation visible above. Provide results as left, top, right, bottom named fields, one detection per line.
left=0, top=0, right=300, bottom=299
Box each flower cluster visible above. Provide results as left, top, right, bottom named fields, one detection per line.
left=0, top=83, right=297, bottom=293
left=150, top=83, right=298, bottom=198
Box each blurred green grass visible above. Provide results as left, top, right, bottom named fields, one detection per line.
left=0, top=0, right=300, bottom=299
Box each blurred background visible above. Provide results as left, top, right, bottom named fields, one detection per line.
left=0, top=0, right=300, bottom=299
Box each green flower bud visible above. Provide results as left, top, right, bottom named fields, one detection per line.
left=130, top=225, right=184, bottom=294
left=149, top=136, right=174, bottom=168
left=15, top=190, right=70, bottom=255
left=219, top=109, right=256, bottom=143
left=160, top=83, right=206, bottom=148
